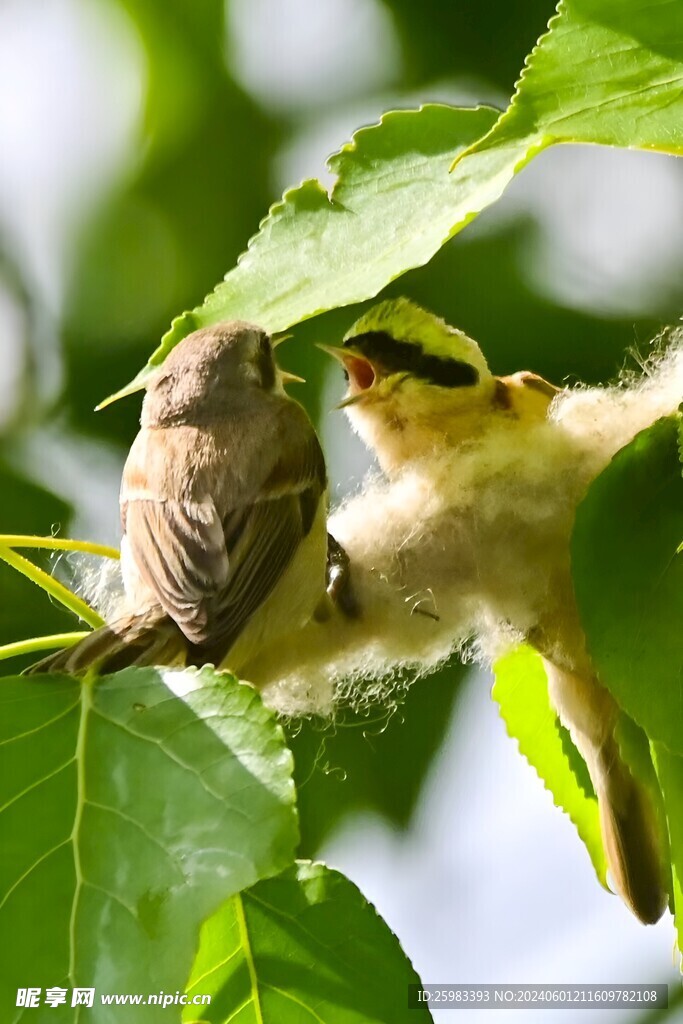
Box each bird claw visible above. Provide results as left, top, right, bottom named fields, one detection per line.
left=322, top=533, right=359, bottom=619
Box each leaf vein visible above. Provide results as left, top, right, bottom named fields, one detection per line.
left=0, top=756, right=75, bottom=814
left=0, top=838, right=70, bottom=911
left=0, top=699, right=79, bottom=745
left=261, top=981, right=329, bottom=1023
left=85, top=799, right=186, bottom=881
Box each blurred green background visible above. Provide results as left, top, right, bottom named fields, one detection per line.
left=1, top=0, right=682, bottom=1015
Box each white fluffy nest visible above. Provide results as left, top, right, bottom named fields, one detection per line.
left=250, top=333, right=683, bottom=717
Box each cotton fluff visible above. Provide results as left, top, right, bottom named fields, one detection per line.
left=245, top=335, right=683, bottom=717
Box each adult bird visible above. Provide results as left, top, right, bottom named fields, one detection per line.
left=29, top=322, right=328, bottom=677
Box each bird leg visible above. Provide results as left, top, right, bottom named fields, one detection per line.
left=317, top=532, right=359, bottom=620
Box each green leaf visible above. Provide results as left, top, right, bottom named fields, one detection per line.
left=184, top=861, right=432, bottom=1024
left=493, top=647, right=607, bottom=885
left=106, top=0, right=683, bottom=406
left=571, top=416, right=683, bottom=753
left=450, top=0, right=683, bottom=249
left=651, top=743, right=683, bottom=948
left=463, top=0, right=683, bottom=161
left=99, top=104, right=499, bottom=405
left=0, top=667, right=298, bottom=1022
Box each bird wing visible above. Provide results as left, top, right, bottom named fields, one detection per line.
left=122, top=493, right=229, bottom=643
left=122, top=416, right=326, bottom=653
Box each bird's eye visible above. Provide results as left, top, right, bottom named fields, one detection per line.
left=342, top=368, right=349, bottom=381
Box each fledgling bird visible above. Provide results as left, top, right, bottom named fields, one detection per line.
left=320, top=299, right=558, bottom=474
left=240, top=297, right=683, bottom=926
left=322, top=297, right=668, bottom=925
left=28, top=321, right=329, bottom=676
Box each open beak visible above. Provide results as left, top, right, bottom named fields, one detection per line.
left=335, top=391, right=370, bottom=410
left=316, top=342, right=347, bottom=364
left=316, top=343, right=378, bottom=408
left=279, top=369, right=306, bottom=384
left=270, top=330, right=305, bottom=382
left=272, top=331, right=293, bottom=349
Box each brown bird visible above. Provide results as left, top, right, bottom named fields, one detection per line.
left=29, top=321, right=329, bottom=676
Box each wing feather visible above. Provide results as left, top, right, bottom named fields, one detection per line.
left=122, top=410, right=326, bottom=655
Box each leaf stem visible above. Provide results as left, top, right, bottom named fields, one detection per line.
left=234, top=893, right=264, bottom=1024
left=0, top=632, right=90, bottom=662
left=0, top=545, right=105, bottom=628
left=0, top=535, right=120, bottom=560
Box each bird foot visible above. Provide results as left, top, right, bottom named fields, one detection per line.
left=316, top=533, right=359, bottom=620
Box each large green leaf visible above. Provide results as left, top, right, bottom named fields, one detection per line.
left=0, top=667, right=298, bottom=1023
left=453, top=0, right=683, bottom=223
left=184, top=861, right=432, bottom=1024
left=106, top=0, right=683, bottom=405
left=493, top=647, right=607, bottom=885
left=463, top=0, right=683, bottom=160
left=571, top=416, right=683, bottom=754
left=100, top=104, right=499, bottom=404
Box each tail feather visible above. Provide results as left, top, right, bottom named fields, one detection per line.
left=596, top=742, right=667, bottom=925
left=25, top=613, right=187, bottom=676
left=544, top=659, right=668, bottom=924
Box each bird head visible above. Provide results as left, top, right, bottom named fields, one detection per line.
left=320, top=298, right=495, bottom=472
left=142, top=322, right=303, bottom=425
